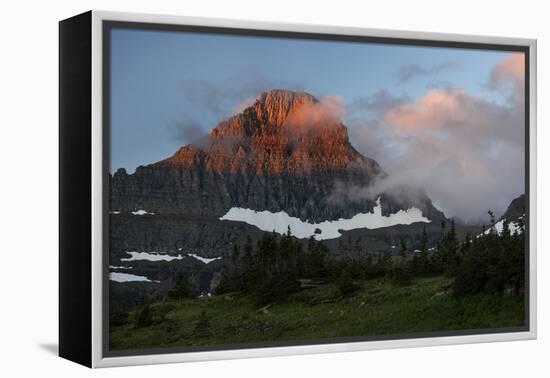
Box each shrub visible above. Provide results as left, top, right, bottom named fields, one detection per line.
left=338, top=271, right=360, bottom=297
left=150, top=302, right=177, bottom=324
left=255, top=274, right=300, bottom=304
left=193, top=311, right=211, bottom=337
left=391, top=264, right=413, bottom=286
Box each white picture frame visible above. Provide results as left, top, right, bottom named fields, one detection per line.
left=59, top=10, right=537, bottom=368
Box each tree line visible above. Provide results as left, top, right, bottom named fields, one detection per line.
left=215, top=214, right=526, bottom=303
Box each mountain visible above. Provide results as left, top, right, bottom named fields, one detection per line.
left=501, top=194, right=526, bottom=221
left=110, top=89, right=444, bottom=223
left=476, top=194, right=526, bottom=238
left=159, top=90, right=378, bottom=174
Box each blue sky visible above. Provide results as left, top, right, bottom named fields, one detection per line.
left=109, top=28, right=510, bottom=173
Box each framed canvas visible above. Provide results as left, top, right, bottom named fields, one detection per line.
left=59, top=10, right=537, bottom=368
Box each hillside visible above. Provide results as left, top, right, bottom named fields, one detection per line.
left=110, top=275, right=524, bottom=351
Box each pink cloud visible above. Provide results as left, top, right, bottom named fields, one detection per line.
left=283, top=95, right=343, bottom=133
left=383, top=88, right=466, bottom=131
left=488, top=52, right=525, bottom=104
left=491, top=53, right=525, bottom=83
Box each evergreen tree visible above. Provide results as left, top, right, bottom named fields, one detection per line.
left=453, top=211, right=525, bottom=297
left=353, top=237, right=363, bottom=254
left=488, top=210, right=496, bottom=228
left=419, top=225, right=429, bottom=273
left=231, top=244, right=241, bottom=264
left=501, top=217, right=511, bottom=240
left=110, top=298, right=129, bottom=326
left=243, top=235, right=254, bottom=273
left=399, top=236, right=407, bottom=259
left=136, top=305, right=152, bottom=328
left=421, top=226, right=428, bottom=253
left=167, top=271, right=192, bottom=300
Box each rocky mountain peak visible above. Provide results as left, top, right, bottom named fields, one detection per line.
left=251, top=89, right=319, bottom=128
left=160, top=89, right=375, bottom=175
left=208, top=89, right=325, bottom=138
left=501, top=194, right=525, bottom=221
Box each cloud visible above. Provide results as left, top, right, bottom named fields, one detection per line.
left=283, top=96, right=343, bottom=134
left=348, top=89, right=408, bottom=114
left=181, top=65, right=305, bottom=118
left=328, top=176, right=430, bottom=210
left=488, top=52, right=525, bottom=105
left=344, top=54, right=525, bottom=223
left=169, top=117, right=213, bottom=149
left=172, top=66, right=306, bottom=149
left=384, top=88, right=466, bottom=131
left=398, top=61, right=458, bottom=83
left=490, top=53, right=524, bottom=83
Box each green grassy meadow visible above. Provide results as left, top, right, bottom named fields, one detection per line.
left=110, top=275, right=524, bottom=351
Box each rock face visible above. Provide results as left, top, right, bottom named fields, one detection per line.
left=501, top=194, right=526, bottom=221
left=110, top=89, right=444, bottom=223
left=109, top=213, right=267, bottom=260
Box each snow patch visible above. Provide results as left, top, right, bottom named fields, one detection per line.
left=109, top=211, right=120, bottom=215
left=120, top=251, right=222, bottom=264
left=131, top=209, right=155, bottom=215
left=188, top=253, right=222, bottom=264
left=220, top=197, right=430, bottom=240
left=480, top=218, right=523, bottom=237
left=109, top=272, right=157, bottom=283
left=109, top=265, right=132, bottom=270
left=121, top=251, right=184, bottom=262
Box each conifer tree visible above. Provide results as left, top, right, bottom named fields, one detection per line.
left=419, top=225, right=429, bottom=273
left=167, top=271, right=192, bottom=300
left=231, top=244, right=241, bottom=264
left=136, top=305, right=152, bottom=328
left=399, top=236, right=407, bottom=259
left=243, top=235, right=253, bottom=269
